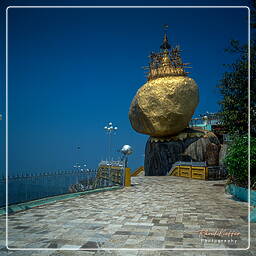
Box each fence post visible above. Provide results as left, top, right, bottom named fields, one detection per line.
left=124, top=168, right=131, bottom=187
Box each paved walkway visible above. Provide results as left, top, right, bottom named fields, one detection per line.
left=0, top=176, right=255, bottom=255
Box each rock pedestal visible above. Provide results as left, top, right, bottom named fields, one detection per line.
left=144, top=129, right=220, bottom=176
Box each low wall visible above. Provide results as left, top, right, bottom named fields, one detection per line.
left=226, top=184, right=256, bottom=222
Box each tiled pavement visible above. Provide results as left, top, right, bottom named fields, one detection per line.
left=0, top=176, right=255, bottom=255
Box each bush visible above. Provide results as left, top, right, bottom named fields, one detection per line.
left=224, top=135, right=256, bottom=189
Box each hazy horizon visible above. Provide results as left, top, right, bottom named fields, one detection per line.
left=0, top=3, right=249, bottom=175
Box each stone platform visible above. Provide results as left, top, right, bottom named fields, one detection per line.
left=0, top=176, right=255, bottom=256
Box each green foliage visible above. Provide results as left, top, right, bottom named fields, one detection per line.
left=217, top=39, right=256, bottom=136
left=218, top=4, right=256, bottom=188
left=217, top=4, right=256, bottom=189
left=225, top=136, right=256, bottom=189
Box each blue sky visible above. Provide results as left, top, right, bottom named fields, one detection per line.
left=0, top=1, right=250, bottom=175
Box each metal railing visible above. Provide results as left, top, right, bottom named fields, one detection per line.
left=0, top=167, right=125, bottom=207
left=98, top=160, right=124, bottom=167
left=172, top=161, right=207, bottom=167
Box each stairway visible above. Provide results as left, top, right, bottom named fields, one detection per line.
left=131, top=166, right=144, bottom=177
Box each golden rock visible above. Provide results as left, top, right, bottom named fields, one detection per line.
left=128, top=76, right=199, bottom=137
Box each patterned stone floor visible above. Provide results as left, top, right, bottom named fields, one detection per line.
left=0, top=176, right=255, bottom=255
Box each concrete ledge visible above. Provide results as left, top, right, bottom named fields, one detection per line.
left=0, top=186, right=122, bottom=216
left=226, top=184, right=256, bottom=222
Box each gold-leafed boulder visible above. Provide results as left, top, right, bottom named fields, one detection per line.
left=129, top=76, right=199, bottom=137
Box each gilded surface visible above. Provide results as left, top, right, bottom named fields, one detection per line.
left=129, top=76, right=199, bottom=137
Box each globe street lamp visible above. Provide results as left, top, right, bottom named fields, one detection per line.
left=121, top=145, right=133, bottom=186
left=121, top=145, right=133, bottom=168
left=104, top=122, right=118, bottom=163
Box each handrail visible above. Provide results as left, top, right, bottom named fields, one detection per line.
left=131, top=166, right=144, bottom=177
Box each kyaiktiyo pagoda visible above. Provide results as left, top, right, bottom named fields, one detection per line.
left=129, top=27, right=221, bottom=176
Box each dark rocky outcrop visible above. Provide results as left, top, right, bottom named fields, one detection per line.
left=219, top=144, right=228, bottom=166
left=144, top=129, right=221, bottom=176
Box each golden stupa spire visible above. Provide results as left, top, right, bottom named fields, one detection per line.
left=160, top=27, right=171, bottom=50
left=145, top=25, right=191, bottom=81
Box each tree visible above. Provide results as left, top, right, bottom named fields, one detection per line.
left=217, top=39, right=256, bottom=136
left=225, top=136, right=256, bottom=189
left=219, top=4, right=256, bottom=189
left=217, top=3, right=256, bottom=136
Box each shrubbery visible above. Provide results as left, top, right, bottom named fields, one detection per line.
left=224, top=136, right=256, bottom=189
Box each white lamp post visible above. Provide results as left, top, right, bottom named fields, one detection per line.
left=104, top=122, right=118, bottom=163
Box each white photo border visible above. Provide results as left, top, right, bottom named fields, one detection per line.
left=5, top=5, right=251, bottom=251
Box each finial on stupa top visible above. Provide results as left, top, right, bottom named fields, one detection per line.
left=144, top=25, right=191, bottom=81
left=160, top=24, right=171, bottom=50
